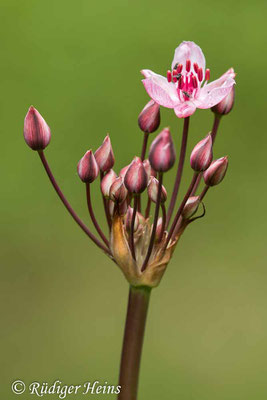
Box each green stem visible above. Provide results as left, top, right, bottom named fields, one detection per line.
left=118, top=286, right=151, bottom=400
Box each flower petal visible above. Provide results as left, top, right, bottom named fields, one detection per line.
left=201, top=68, right=236, bottom=93
left=142, top=73, right=179, bottom=108
left=141, top=69, right=156, bottom=78
left=172, top=41, right=206, bottom=71
left=174, top=101, right=197, bottom=118
left=196, top=70, right=236, bottom=109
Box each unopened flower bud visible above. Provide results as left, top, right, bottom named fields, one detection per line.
left=77, top=150, right=99, bottom=183
left=149, top=128, right=176, bottom=172
left=119, top=165, right=130, bottom=179
left=182, top=196, right=200, bottom=219
left=147, top=177, right=167, bottom=203
left=190, top=134, right=213, bottom=172
left=118, top=200, right=128, bottom=216
left=143, top=159, right=157, bottom=179
left=125, top=207, right=140, bottom=233
left=109, top=199, right=127, bottom=217
left=24, top=106, right=51, bottom=150
left=94, top=135, right=115, bottom=172
left=101, top=169, right=117, bottom=198
left=203, top=157, right=228, bottom=186
left=212, top=86, right=235, bottom=115
left=138, top=100, right=160, bottom=133
left=155, top=217, right=164, bottom=242
left=109, top=200, right=115, bottom=217
left=109, top=177, right=128, bottom=203
left=124, top=157, right=148, bottom=194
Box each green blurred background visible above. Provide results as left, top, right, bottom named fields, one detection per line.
left=1, top=0, right=266, bottom=398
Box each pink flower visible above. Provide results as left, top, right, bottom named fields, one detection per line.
left=141, top=41, right=236, bottom=118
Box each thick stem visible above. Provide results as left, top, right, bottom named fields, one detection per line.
left=38, top=151, right=111, bottom=255
left=85, top=183, right=110, bottom=248
left=166, top=116, right=190, bottom=228
left=199, top=185, right=209, bottom=202
left=141, top=173, right=163, bottom=271
left=118, top=286, right=151, bottom=400
left=191, top=115, right=221, bottom=195
left=211, top=114, right=221, bottom=142
left=164, top=172, right=198, bottom=250
left=140, top=132, right=149, bottom=161
left=130, top=196, right=138, bottom=260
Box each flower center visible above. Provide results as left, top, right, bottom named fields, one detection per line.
left=167, top=60, right=210, bottom=102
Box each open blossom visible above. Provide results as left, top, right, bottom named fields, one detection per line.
left=24, top=45, right=235, bottom=289
left=141, top=41, right=236, bottom=118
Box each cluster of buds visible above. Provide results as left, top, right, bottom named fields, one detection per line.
left=23, top=41, right=235, bottom=289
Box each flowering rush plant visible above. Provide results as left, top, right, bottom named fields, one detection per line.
left=24, top=41, right=235, bottom=399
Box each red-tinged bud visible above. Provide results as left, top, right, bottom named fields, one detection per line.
left=94, top=135, right=114, bottom=172
left=190, top=134, right=213, bottom=172
left=138, top=100, right=160, bottom=134
left=143, top=159, right=156, bottom=179
left=212, top=86, right=235, bottom=116
left=77, top=150, right=99, bottom=183
left=182, top=196, right=200, bottom=219
left=147, top=177, right=167, bottom=203
left=119, top=165, right=130, bottom=179
left=125, top=206, right=140, bottom=233
left=24, top=106, right=51, bottom=150
left=109, top=177, right=128, bottom=203
left=118, top=200, right=128, bottom=216
left=155, top=217, right=163, bottom=242
left=109, top=200, right=115, bottom=216
left=124, top=157, right=148, bottom=194
left=203, top=157, right=228, bottom=186
left=149, top=128, right=176, bottom=172
left=100, top=169, right=117, bottom=197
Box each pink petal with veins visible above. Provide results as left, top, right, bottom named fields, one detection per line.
left=174, top=102, right=196, bottom=118
left=142, top=73, right=179, bottom=108
left=171, top=41, right=206, bottom=72
left=197, top=76, right=235, bottom=109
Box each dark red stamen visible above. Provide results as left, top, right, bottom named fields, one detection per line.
left=186, top=59, right=191, bottom=72
left=185, top=76, right=189, bottom=90
left=198, top=67, right=203, bottom=82
left=178, top=76, right=184, bottom=89
left=192, top=75, right=198, bottom=88
left=167, top=70, right=172, bottom=82
left=177, top=64, right=183, bottom=73
left=193, top=63, right=199, bottom=73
